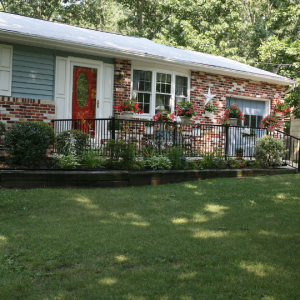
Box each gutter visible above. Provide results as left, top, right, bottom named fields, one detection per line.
left=0, top=29, right=297, bottom=86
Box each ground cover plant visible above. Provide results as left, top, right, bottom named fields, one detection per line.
left=1, top=175, right=300, bottom=299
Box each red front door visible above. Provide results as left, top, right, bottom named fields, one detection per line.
left=72, top=65, right=97, bottom=135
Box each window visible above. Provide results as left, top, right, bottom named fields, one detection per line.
left=133, top=70, right=152, bottom=114
left=0, top=44, right=13, bottom=97
left=132, top=69, right=189, bottom=116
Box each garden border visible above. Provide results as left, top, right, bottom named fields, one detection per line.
left=0, top=168, right=297, bottom=189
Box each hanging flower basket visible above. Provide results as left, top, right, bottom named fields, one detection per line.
left=261, top=114, right=282, bottom=131
left=113, top=98, right=143, bottom=117
left=175, top=101, right=198, bottom=123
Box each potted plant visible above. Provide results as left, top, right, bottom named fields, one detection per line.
left=261, top=115, right=282, bottom=132
left=274, top=102, right=290, bottom=117
left=175, top=101, right=198, bottom=124
left=108, top=117, right=123, bottom=139
left=235, top=147, right=243, bottom=160
left=113, top=98, right=143, bottom=120
left=204, top=103, right=217, bottom=118
left=153, top=110, right=175, bottom=130
left=144, top=121, right=154, bottom=134
left=224, top=104, right=245, bottom=126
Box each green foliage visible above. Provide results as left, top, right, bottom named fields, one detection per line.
left=107, top=118, right=124, bottom=131
left=145, top=155, right=172, bottom=170
left=54, top=153, right=81, bottom=169
left=235, top=148, right=243, bottom=154
left=55, top=129, right=89, bottom=156
left=254, top=135, right=288, bottom=167
left=105, top=139, right=136, bottom=169
left=4, top=122, right=50, bottom=166
left=201, top=147, right=226, bottom=169
left=82, top=148, right=101, bottom=168
left=33, top=121, right=55, bottom=144
left=167, top=146, right=183, bottom=169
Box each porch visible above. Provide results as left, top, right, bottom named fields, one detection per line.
left=51, top=118, right=300, bottom=172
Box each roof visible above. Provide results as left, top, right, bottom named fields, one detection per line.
left=0, top=12, right=296, bottom=85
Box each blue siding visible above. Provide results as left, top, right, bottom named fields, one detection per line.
left=9, top=43, right=114, bottom=101
left=12, top=46, right=55, bottom=100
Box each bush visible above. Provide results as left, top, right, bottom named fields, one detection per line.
left=254, top=135, right=288, bottom=167
left=145, top=155, right=172, bottom=170
left=82, top=148, right=101, bottom=168
left=4, top=122, right=50, bottom=165
left=54, top=153, right=81, bottom=169
left=167, top=146, right=183, bottom=169
left=33, top=121, right=55, bottom=144
left=56, top=129, right=89, bottom=156
left=105, top=140, right=136, bottom=169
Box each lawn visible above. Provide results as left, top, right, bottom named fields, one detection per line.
left=0, top=174, right=300, bottom=300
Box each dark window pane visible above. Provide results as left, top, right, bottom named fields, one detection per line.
left=251, top=115, right=256, bottom=127
left=257, top=116, right=263, bottom=128
left=139, top=81, right=144, bottom=91
left=146, top=71, right=151, bottom=81
left=244, top=115, right=250, bottom=127
left=156, top=82, right=160, bottom=93
left=144, top=94, right=150, bottom=103
left=144, top=104, right=149, bottom=113
left=166, top=84, right=171, bottom=94
left=167, top=74, right=171, bottom=83
left=145, top=81, right=151, bottom=92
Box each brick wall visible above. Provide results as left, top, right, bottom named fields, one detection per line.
left=0, top=97, right=55, bottom=129
left=114, top=59, right=132, bottom=117
left=190, top=71, right=285, bottom=130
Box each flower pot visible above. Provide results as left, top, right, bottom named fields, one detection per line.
left=275, top=112, right=282, bottom=117
left=145, top=126, right=154, bottom=135
left=205, top=111, right=214, bottom=118
left=122, top=111, right=134, bottom=120
left=180, top=116, right=191, bottom=125
left=228, top=118, right=238, bottom=126
left=236, top=153, right=243, bottom=160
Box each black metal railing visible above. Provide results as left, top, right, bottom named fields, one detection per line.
left=51, top=118, right=275, bottom=160
left=272, top=130, right=300, bottom=172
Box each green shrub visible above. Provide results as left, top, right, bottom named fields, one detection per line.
left=254, top=135, right=288, bottom=167
left=167, top=146, right=183, bottom=169
left=145, top=155, right=172, bottom=170
left=82, top=148, right=101, bottom=168
left=56, top=129, right=89, bottom=156
left=54, top=153, right=81, bottom=169
left=105, top=139, right=136, bottom=169
left=0, top=121, right=5, bottom=136
left=4, top=122, right=50, bottom=166
left=33, top=121, right=55, bottom=144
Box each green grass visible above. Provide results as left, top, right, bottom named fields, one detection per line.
left=1, top=174, right=300, bottom=300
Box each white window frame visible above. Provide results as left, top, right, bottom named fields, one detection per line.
left=131, top=66, right=190, bottom=119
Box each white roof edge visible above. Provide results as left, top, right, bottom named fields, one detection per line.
left=0, top=28, right=296, bottom=86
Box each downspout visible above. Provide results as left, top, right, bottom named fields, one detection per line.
left=284, top=83, right=296, bottom=134
left=284, top=83, right=296, bottom=95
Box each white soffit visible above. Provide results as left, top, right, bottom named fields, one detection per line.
left=0, top=12, right=296, bottom=86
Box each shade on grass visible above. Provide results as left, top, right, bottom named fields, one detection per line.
left=0, top=174, right=300, bottom=300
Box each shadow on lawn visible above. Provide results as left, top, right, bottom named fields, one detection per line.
left=1, top=175, right=300, bottom=300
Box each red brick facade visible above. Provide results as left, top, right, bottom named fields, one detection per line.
left=0, top=96, right=55, bottom=128
left=190, top=71, right=285, bottom=126
left=113, top=59, right=132, bottom=117
left=111, top=59, right=285, bottom=131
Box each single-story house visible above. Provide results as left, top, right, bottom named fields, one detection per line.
left=0, top=12, right=296, bottom=130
